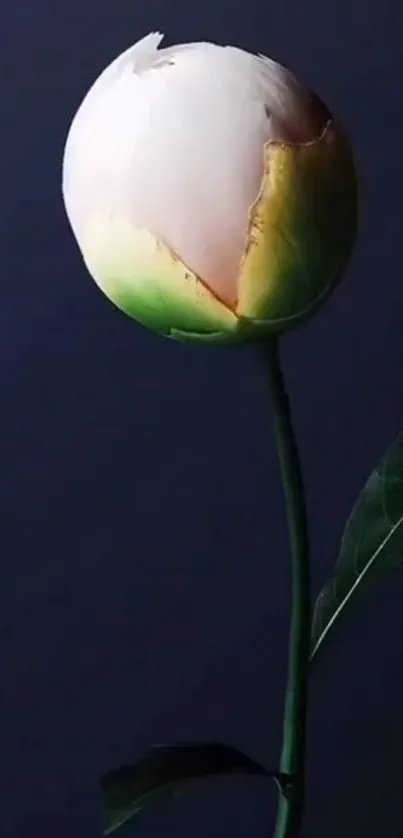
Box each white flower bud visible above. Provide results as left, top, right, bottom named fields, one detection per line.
left=62, top=33, right=357, bottom=344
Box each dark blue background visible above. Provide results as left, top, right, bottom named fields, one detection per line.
left=2, top=1, right=403, bottom=836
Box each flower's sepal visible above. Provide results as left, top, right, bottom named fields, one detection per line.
left=169, top=317, right=274, bottom=345
left=236, top=120, right=358, bottom=329
left=81, top=217, right=238, bottom=338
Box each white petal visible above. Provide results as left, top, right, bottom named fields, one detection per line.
left=62, top=34, right=313, bottom=306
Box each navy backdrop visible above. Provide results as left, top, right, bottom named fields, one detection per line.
left=2, top=1, right=403, bottom=836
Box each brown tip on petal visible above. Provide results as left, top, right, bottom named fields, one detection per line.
left=306, top=91, right=333, bottom=138
left=276, top=90, right=333, bottom=146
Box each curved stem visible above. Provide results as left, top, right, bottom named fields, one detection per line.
left=260, top=338, right=311, bottom=838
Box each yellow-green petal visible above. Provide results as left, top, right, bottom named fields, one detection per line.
left=81, top=216, right=238, bottom=337
left=236, top=121, right=358, bottom=328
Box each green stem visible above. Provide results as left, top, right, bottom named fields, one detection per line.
left=261, top=338, right=311, bottom=838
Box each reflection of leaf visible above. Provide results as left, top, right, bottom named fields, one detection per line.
left=311, top=432, right=403, bottom=662
left=102, top=742, right=275, bottom=835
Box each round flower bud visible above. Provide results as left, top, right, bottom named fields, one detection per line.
left=62, top=33, right=358, bottom=344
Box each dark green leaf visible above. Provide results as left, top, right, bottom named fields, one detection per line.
left=101, top=742, right=277, bottom=834
left=311, top=432, right=403, bottom=661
